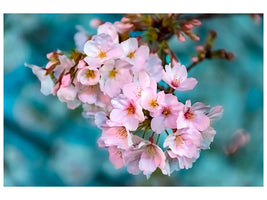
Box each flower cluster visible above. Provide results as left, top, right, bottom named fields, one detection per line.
left=26, top=15, right=223, bottom=178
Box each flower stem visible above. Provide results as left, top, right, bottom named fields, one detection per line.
left=165, top=129, right=169, bottom=136
left=149, top=132, right=155, bottom=143
left=156, top=134, right=161, bottom=144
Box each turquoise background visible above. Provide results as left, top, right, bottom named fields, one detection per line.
left=4, top=14, right=263, bottom=186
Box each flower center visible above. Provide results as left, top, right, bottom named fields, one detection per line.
left=127, top=51, right=135, bottom=59
left=171, top=78, right=180, bottom=88
left=175, top=135, right=184, bottom=145
left=109, top=68, right=117, bottom=78
left=184, top=108, right=194, bottom=120
left=126, top=103, right=135, bottom=115
left=117, top=127, right=127, bottom=138
left=150, top=99, right=159, bottom=108
left=136, top=87, right=143, bottom=97
left=146, top=144, right=156, bottom=156
left=85, top=69, right=96, bottom=79
left=162, top=107, right=171, bottom=116
left=98, top=50, right=106, bottom=59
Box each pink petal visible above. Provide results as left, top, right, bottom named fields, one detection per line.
left=124, top=116, right=139, bottom=131
left=106, top=44, right=123, bottom=59
left=151, top=115, right=165, bottom=134
left=120, top=38, right=138, bottom=54
left=193, top=113, right=210, bottom=131
left=108, top=146, right=124, bottom=169
left=178, top=77, right=198, bottom=91
left=109, top=109, right=127, bottom=125
left=207, top=106, right=224, bottom=122
left=139, top=153, right=157, bottom=175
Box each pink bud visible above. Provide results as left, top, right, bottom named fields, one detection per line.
left=177, top=33, right=186, bottom=42
left=78, top=60, right=86, bottom=69
left=46, top=52, right=54, bottom=59
left=196, top=45, right=204, bottom=51
left=90, top=18, right=103, bottom=28
left=191, top=34, right=200, bottom=41
left=184, top=24, right=194, bottom=30
left=61, top=74, right=71, bottom=88
left=121, top=17, right=130, bottom=23
left=191, top=19, right=202, bottom=26
left=191, top=57, right=199, bottom=63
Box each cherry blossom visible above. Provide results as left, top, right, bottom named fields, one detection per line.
left=151, top=94, right=183, bottom=133
left=83, top=33, right=123, bottom=67
left=123, top=137, right=165, bottom=177
left=26, top=15, right=224, bottom=178
left=99, top=59, right=133, bottom=97
left=108, top=146, right=125, bottom=169
left=25, top=63, right=54, bottom=96
left=176, top=100, right=210, bottom=131
left=108, top=95, right=145, bottom=131
left=120, top=38, right=149, bottom=68
left=77, top=66, right=100, bottom=86
left=163, top=61, right=197, bottom=91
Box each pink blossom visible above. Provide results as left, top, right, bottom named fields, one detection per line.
left=163, top=62, right=197, bottom=91
left=25, top=63, right=54, bottom=96
left=223, top=129, right=250, bottom=155
left=89, top=18, right=103, bottom=28
left=108, top=146, right=125, bottom=169
left=122, top=71, right=156, bottom=102
left=74, top=26, right=90, bottom=53
left=108, top=95, right=145, bottom=131
left=99, top=59, right=133, bottom=97
left=83, top=33, right=123, bottom=67
left=163, top=128, right=202, bottom=159
left=97, top=126, right=133, bottom=149
left=97, top=22, right=119, bottom=43
left=57, top=84, right=81, bottom=109
left=140, top=89, right=165, bottom=113
left=142, top=54, right=164, bottom=82
left=114, top=21, right=133, bottom=33
left=176, top=100, right=210, bottom=131
left=120, top=38, right=149, bottom=68
left=200, top=126, right=216, bottom=150
left=164, top=128, right=201, bottom=170
left=151, top=94, right=183, bottom=134
left=77, top=67, right=100, bottom=86
left=123, top=137, right=166, bottom=177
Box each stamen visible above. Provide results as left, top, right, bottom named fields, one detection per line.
left=150, top=99, right=159, bottom=108
left=126, top=103, right=135, bottom=115
left=175, top=135, right=184, bottom=145
left=184, top=108, right=194, bottom=120
left=118, top=127, right=127, bottom=138
left=98, top=51, right=106, bottom=59
left=85, top=69, right=96, bottom=79
left=162, top=107, right=171, bottom=116
left=109, top=68, right=117, bottom=78
left=171, top=78, right=180, bottom=88
left=127, top=51, right=135, bottom=59
left=146, top=144, right=155, bottom=155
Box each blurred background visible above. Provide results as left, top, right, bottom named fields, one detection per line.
left=3, top=14, right=263, bottom=186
